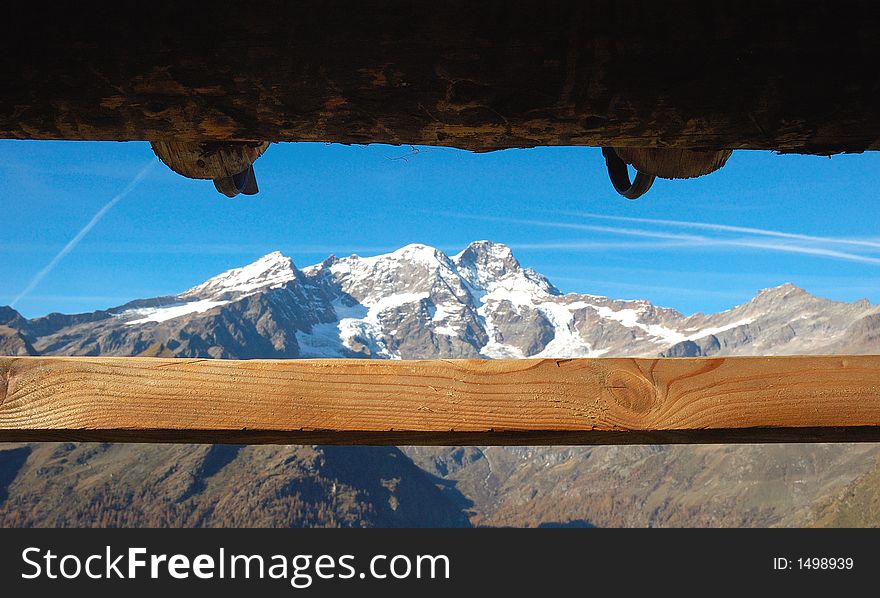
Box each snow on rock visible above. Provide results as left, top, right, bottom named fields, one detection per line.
left=430, top=303, right=462, bottom=337
left=116, top=252, right=298, bottom=325
left=297, top=292, right=431, bottom=358
left=685, top=318, right=754, bottom=341
left=532, top=301, right=607, bottom=358
left=453, top=240, right=558, bottom=296
left=124, top=299, right=230, bottom=325
left=593, top=305, right=687, bottom=345
left=183, top=251, right=297, bottom=300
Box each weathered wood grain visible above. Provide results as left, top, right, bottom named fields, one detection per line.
left=2, top=1, right=879, bottom=154
left=1, top=356, right=879, bottom=445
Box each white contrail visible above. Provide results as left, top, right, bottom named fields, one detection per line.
left=11, top=161, right=156, bottom=308
left=507, top=240, right=702, bottom=251
left=560, top=211, right=880, bottom=250
left=445, top=213, right=880, bottom=265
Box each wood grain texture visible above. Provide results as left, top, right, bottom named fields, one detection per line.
left=1, top=356, right=879, bottom=445
left=151, top=141, right=269, bottom=180
left=2, top=1, right=879, bottom=154
left=612, top=148, right=733, bottom=179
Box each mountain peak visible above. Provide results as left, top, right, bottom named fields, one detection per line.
left=453, top=240, right=519, bottom=274
left=388, top=243, right=450, bottom=264
left=768, top=282, right=805, bottom=292
left=182, top=251, right=298, bottom=300
left=452, top=240, right=558, bottom=295
left=0, top=305, right=27, bottom=328
left=754, top=282, right=808, bottom=300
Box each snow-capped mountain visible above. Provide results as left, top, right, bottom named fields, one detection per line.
left=4, top=241, right=878, bottom=359
left=184, top=251, right=299, bottom=301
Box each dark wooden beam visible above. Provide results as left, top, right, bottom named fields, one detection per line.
left=2, top=356, right=880, bottom=445
left=2, top=1, right=879, bottom=153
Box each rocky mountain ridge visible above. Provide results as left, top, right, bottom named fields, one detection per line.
left=4, top=242, right=878, bottom=361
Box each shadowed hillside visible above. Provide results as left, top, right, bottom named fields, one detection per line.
left=0, top=443, right=470, bottom=528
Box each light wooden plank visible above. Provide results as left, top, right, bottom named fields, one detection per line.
left=1, top=356, right=879, bottom=445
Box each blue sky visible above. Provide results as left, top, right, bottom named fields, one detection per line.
left=2, top=140, right=878, bottom=318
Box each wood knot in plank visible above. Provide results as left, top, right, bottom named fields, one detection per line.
left=603, top=368, right=657, bottom=415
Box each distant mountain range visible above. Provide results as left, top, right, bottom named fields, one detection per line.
left=2, top=242, right=879, bottom=527
left=5, top=241, right=879, bottom=359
